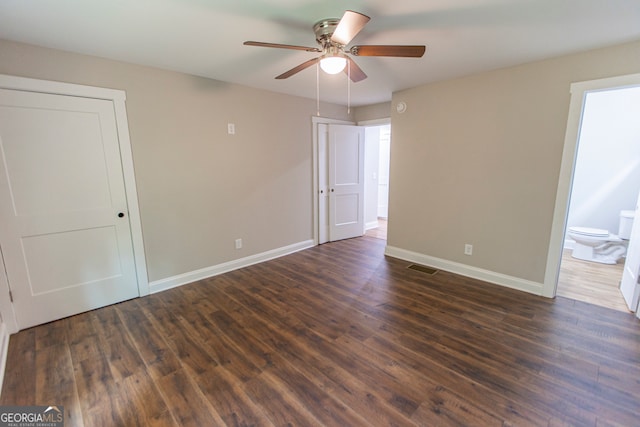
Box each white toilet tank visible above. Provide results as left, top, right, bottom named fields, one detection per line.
left=619, top=210, right=635, bottom=240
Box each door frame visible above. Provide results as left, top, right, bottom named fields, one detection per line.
left=0, top=74, right=149, bottom=334
left=312, top=116, right=354, bottom=245
left=359, top=118, right=391, bottom=230
left=544, top=72, right=640, bottom=315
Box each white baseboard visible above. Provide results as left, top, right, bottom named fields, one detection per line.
left=149, top=239, right=315, bottom=294
left=385, top=245, right=545, bottom=296
left=0, top=320, right=9, bottom=399
left=365, top=220, right=379, bottom=231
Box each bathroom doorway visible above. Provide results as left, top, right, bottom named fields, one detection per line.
left=557, top=84, right=640, bottom=312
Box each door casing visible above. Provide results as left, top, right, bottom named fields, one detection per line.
left=545, top=72, right=640, bottom=318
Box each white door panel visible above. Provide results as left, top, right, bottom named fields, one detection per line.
left=318, top=124, right=329, bottom=244
left=2, top=108, right=113, bottom=215
left=334, top=194, right=361, bottom=224
left=328, top=124, right=365, bottom=241
left=21, top=226, right=122, bottom=294
left=620, top=194, right=640, bottom=312
left=0, top=88, right=138, bottom=329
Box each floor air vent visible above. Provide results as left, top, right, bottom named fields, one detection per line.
left=407, top=264, right=439, bottom=275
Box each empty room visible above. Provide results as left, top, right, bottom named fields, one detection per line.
left=0, top=1, right=639, bottom=426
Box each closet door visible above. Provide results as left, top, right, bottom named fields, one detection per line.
left=0, top=88, right=139, bottom=329
left=328, top=124, right=365, bottom=241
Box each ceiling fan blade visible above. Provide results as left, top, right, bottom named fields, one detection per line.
left=275, top=57, right=320, bottom=79
left=331, top=10, right=370, bottom=46
left=345, top=57, right=367, bottom=82
left=350, top=45, right=426, bottom=57
left=244, top=41, right=321, bottom=52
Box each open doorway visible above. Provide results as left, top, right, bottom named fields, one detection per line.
left=363, top=121, right=390, bottom=241
left=312, top=116, right=391, bottom=244
left=556, top=84, right=640, bottom=312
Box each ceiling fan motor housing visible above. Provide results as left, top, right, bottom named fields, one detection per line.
left=314, top=18, right=341, bottom=48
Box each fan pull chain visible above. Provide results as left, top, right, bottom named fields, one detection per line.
left=347, top=60, right=351, bottom=115
left=316, top=62, right=320, bottom=116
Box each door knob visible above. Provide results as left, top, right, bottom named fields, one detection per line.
left=118, top=212, right=125, bottom=218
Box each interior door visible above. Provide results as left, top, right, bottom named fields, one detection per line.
left=620, top=191, right=640, bottom=312
left=328, top=124, right=365, bottom=241
left=0, top=88, right=139, bottom=329
left=318, top=124, right=330, bottom=244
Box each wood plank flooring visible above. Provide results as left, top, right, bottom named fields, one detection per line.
left=365, top=218, right=388, bottom=240
left=368, top=219, right=629, bottom=313
left=557, top=249, right=630, bottom=313
left=2, top=236, right=639, bottom=426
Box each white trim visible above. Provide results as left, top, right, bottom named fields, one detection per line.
left=112, top=98, right=150, bottom=296
left=311, top=116, right=355, bottom=245
left=357, top=117, right=391, bottom=126
left=386, top=245, right=545, bottom=296
left=0, top=74, right=149, bottom=317
left=0, top=320, right=8, bottom=398
left=365, top=220, right=379, bottom=231
left=544, top=72, right=640, bottom=298
left=149, top=239, right=315, bottom=294
left=0, top=74, right=125, bottom=101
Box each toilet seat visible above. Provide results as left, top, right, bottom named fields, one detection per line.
left=568, top=226, right=609, bottom=237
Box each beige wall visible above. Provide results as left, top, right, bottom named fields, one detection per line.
left=0, top=39, right=351, bottom=282
left=4, top=36, right=638, bottom=292
left=355, top=101, right=391, bottom=122
left=389, top=40, right=640, bottom=288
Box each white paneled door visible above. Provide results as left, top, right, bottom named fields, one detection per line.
left=328, top=124, right=365, bottom=241
left=0, top=88, right=139, bottom=329
left=620, top=192, right=640, bottom=312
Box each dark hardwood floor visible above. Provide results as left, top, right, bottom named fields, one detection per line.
left=2, top=236, right=639, bottom=426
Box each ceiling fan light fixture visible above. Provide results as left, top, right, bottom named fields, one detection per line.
left=320, top=54, right=347, bottom=75
left=244, top=10, right=425, bottom=83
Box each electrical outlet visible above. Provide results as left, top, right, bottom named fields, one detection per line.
left=464, top=244, right=473, bottom=256
left=235, top=238, right=242, bottom=249
left=228, top=123, right=236, bottom=135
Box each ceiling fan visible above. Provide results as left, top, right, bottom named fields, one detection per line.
left=244, top=10, right=426, bottom=82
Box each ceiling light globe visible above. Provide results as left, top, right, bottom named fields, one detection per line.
left=320, top=56, right=347, bottom=74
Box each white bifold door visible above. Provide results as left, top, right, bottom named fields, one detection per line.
left=318, top=124, right=365, bottom=243
left=0, top=88, right=139, bottom=330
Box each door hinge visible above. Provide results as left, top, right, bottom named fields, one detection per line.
left=9, top=290, right=13, bottom=302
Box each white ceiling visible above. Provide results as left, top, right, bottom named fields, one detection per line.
left=1, top=0, right=639, bottom=106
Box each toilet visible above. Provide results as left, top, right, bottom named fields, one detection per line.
left=567, top=210, right=635, bottom=264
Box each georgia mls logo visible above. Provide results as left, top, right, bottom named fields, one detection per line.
left=0, top=405, right=64, bottom=426
left=44, top=406, right=63, bottom=419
